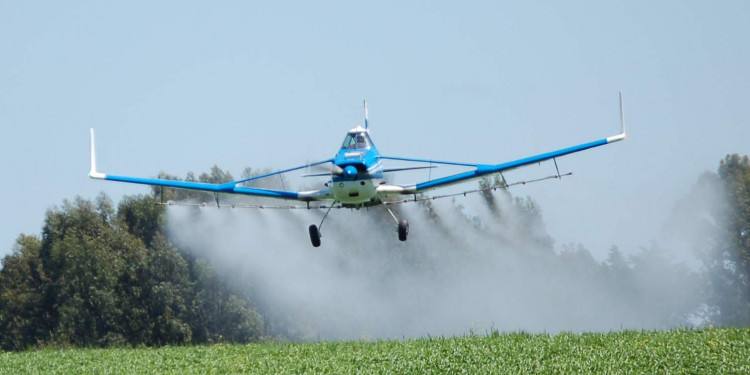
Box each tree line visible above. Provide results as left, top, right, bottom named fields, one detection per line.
left=1, top=154, right=749, bottom=350
left=0, top=193, right=263, bottom=350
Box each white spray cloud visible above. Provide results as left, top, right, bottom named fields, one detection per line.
left=165, top=190, right=703, bottom=340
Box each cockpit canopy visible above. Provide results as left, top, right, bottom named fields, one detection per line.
left=341, top=131, right=373, bottom=150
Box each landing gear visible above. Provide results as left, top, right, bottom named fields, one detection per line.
left=308, top=202, right=335, bottom=247
left=387, top=206, right=409, bottom=242
left=307, top=202, right=409, bottom=246
left=309, top=224, right=321, bottom=247
left=398, top=219, right=409, bottom=242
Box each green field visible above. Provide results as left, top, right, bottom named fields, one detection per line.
left=2, top=328, right=749, bottom=374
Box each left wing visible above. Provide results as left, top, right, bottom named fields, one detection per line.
left=88, top=129, right=332, bottom=202
left=377, top=93, right=627, bottom=195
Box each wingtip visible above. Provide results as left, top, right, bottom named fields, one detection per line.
left=89, top=128, right=106, bottom=179
left=603, top=92, right=627, bottom=144
left=606, top=133, right=627, bottom=143
left=619, top=90, right=626, bottom=135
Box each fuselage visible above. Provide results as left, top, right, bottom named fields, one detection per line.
left=331, top=126, right=383, bottom=207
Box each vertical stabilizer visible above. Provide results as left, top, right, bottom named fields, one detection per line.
left=364, top=100, right=369, bottom=129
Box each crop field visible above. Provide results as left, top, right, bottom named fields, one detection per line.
left=2, top=328, right=749, bottom=374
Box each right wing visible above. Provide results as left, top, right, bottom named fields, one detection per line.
left=377, top=92, right=627, bottom=195
left=379, top=132, right=625, bottom=195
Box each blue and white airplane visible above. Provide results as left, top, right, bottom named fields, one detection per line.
left=89, top=95, right=626, bottom=247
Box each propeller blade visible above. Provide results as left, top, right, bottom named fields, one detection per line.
left=302, top=163, right=344, bottom=177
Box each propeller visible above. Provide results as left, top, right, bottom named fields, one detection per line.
left=302, top=162, right=344, bottom=177
left=302, top=163, right=366, bottom=179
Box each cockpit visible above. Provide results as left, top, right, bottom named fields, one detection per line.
left=341, top=131, right=373, bottom=150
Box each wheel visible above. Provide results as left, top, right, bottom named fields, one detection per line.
left=309, top=224, right=321, bottom=247
left=398, top=219, right=409, bottom=241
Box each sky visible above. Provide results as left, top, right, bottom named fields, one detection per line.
left=1, top=0, right=748, bottom=260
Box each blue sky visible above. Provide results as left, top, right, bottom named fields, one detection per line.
left=1, top=1, right=748, bottom=258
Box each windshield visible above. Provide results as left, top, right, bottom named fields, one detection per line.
left=341, top=132, right=372, bottom=150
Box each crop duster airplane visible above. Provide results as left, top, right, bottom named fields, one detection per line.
left=89, top=95, right=626, bottom=247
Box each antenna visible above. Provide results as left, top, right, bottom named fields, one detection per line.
left=364, top=100, right=369, bottom=129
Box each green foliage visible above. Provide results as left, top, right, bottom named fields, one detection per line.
left=628, top=245, right=703, bottom=327
left=117, top=195, right=163, bottom=246
left=199, top=165, right=234, bottom=184
left=708, top=154, right=750, bottom=325
left=151, top=165, right=234, bottom=203
left=0, top=235, right=47, bottom=351
left=1, top=328, right=748, bottom=374
left=0, top=194, right=264, bottom=351
left=183, top=257, right=264, bottom=344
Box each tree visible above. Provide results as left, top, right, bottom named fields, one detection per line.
left=117, top=195, right=164, bottom=247
left=673, top=154, right=750, bottom=326
left=711, top=154, right=750, bottom=325
left=150, top=165, right=237, bottom=205
left=37, top=195, right=141, bottom=346
left=0, top=235, right=47, bottom=350
left=628, top=244, right=703, bottom=328
left=0, top=192, right=265, bottom=350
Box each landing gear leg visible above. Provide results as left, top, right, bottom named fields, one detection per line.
left=309, top=202, right=335, bottom=247
left=386, top=206, right=409, bottom=242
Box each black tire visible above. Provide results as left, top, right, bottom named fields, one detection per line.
left=398, top=219, right=409, bottom=241
left=309, top=224, right=321, bottom=247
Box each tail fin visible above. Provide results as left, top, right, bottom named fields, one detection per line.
left=364, top=100, right=369, bottom=129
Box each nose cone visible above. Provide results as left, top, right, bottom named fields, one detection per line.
left=343, top=165, right=358, bottom=178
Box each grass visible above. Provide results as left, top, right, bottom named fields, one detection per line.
left=1, top=328, right=749, bottom=374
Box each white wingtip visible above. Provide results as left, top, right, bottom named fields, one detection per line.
left=89, top=128, right=105, bottom=179
left=619, top=90, right=627, bottom=138
left=605, top=92, right=627, bottom=143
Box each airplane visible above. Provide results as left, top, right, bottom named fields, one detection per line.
left=89, top=94, right=626, bottom=247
